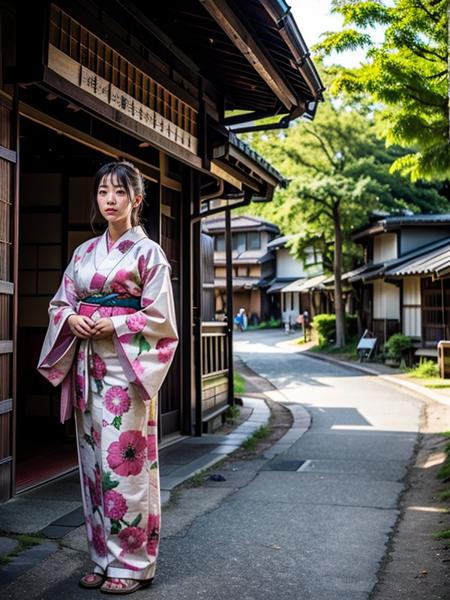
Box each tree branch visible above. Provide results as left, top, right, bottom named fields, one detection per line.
left=303, top=127, right=337, bottom=168
left=413, top=0, right=442, bottom=24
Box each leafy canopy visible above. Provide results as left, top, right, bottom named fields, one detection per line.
left=315, top=0, right=449, bottom=181
left=239, top=86, right=447, bottom=271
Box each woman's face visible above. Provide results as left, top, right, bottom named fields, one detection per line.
left=96, top=174, right=141, bottom=228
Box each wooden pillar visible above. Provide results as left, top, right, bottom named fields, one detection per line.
left=192, top=172, right=202, bottom=435
left=225, top=208, right=234, bottom=406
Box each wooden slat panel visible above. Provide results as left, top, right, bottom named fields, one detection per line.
left=0, top=341, right=13, bottom=354
left=0, top=280, right=13, bottom=294
left=0, top=412, right=11, bottom=458
left=0, top=295, right=10, bottom=339
left=0, top=461, right=11, bottom=502
left=0, top=60, right=15, bottom=501
left=0, top=398, right=12, bottom=414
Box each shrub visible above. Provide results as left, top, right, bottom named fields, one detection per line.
left=312, top=313, right=359, bottom=346
left=312, top=314, right=336, bottom=346
left=409, top=359, right=439, bottom=379
left=384, top=333, right=412, bottom=361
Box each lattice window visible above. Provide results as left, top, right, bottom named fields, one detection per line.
left=49, top=5, right=197, bottom=138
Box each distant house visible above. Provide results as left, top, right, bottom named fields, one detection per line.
left=346, top=214, right=450, bottom=350
left=206, top=215, right=280, bottom=322
left=267, top=235, right=327, bottom=324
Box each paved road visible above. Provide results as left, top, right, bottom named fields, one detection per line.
left=230, top=330, right=423, bottom=600
left=4, top=330, right=424, bottom=600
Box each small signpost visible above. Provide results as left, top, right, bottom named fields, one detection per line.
left=357, top=330, right=377, bottom=362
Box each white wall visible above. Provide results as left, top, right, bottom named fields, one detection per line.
left=402, top=276, right=421, bottom=338
left=373, top=280, right=400, bottom=320
left=373, top=233, right=397, bottom=262
left=277, top=248, right=305, bottom=278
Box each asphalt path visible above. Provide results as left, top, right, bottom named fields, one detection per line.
left=4, top=329, right=424, bottom=600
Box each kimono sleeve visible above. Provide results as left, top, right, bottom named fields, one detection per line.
left=37, top=251, right=79, bottom=386
left=110, top=262, right=179, bottom=401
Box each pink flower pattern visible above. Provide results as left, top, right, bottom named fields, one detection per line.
left=46, top=239, right=179, bottom=573
left=117, top=240, right=135, bottom=253
left=92, top=524, right=107, bottom=557
left=156, top=338, right=177, bottom=364
left=91, top=354, right=107, bottom=380
left=147, top=514, right=160, bottom=556
left=107, top=431, right=146, bottom=477
left=104, top=490, right=128, bottom=521
left=111, top=269, right=141, bottom=296
left=53, top=309, right=64, bottom=326
left=76, top=374, right=87, bottom=411
left=131, top=359, right=145, bottom=379
left=90, top=272, right=107, bottom=290
left=119, top=526, right=147, bottom=554
left=88, top=469, right=102, bottom=509
left=86, top=240, right=97, bottom=254
left=104, top=386, right=130, bottom=416
left=47, top=368, right=64, bottom=383
left=147, top=434, right=157, bottom=462
left=126, top=312, right=147, bottom=333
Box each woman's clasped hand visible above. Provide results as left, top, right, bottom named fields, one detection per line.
left=67, top=315, right=114, bottom=340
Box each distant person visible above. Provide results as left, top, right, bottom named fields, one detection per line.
left=302, top=309, right=310, bottom=341
left=234, top=307, right=247, bottom=331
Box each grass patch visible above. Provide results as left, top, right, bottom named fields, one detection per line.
left=438, top=488, right=450, bottom=501
left=242, top=425, right=270, bottom=452
left=247, top=317, right=282, bottom=330
left=241, top=424, right=270, bottom=451
left=0, top=533, right=43, bottom=566
left=233, top=372, right=246, bottom=395
left=424, top=381, right=450, bottom=389
left=189, top=469, right=208, bottom=487
left=225, top=404, right=241, bottom=423
left=436, top=431, right=450, bottom=536
left=434, top=529, right=450, bottom=539
left=310, top=338, right=359, bottom=360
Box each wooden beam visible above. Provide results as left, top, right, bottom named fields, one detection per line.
left=199, top=0, right=297, bottom=111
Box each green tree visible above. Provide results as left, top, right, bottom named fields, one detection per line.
left=316, top=0, right=449, bottom=181
left=241, top=95, right=447, bottom=348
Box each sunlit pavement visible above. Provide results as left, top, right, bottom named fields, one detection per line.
left=3, top=328, right=424, bottom=600
left=230, top=328, right=423, bottom=599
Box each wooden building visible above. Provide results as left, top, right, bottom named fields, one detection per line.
left=0, top=0, right=323, bottom=501
left=346, top=214, right=450, bottom=347
left=266, top=234, right=325, bottom=324
left=207, top=214, right=281, bottom=322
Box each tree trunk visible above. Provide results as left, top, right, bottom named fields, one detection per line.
left=333, top=202, right=346, bottom=348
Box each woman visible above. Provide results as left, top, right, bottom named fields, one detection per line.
left=37, top=161, right=178, bottom=594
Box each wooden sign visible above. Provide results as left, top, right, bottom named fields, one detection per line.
left=48, top=5, right=198, bottom=155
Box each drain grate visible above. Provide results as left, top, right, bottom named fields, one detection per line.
left=263, top=459, right=305, bottom=471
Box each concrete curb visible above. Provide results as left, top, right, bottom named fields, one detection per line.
left=233, top=354, right=312, bottom=460
left=301, top=350, right=450, bottom=409
left=160, top=396, right=271, bottom=505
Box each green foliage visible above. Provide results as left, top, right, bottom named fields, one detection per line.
left=247, top=317, right=281, bottom=330
left=433, top=529, right=450, bottom=540
left=242, top=424, right=270, bottom=451
left=408, top=359, right=439, bottom=379
left=233, top=372, right=246, bottom=395
left=316, top=0, right=449, bottom=181
left=384, top=333, right=413, bottom=360
left=312, top=313, right=358, bottom=346
left=225, top=404, right=241, bottom=424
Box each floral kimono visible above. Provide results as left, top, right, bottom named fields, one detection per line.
left=37, top=225, right=178, bottom=581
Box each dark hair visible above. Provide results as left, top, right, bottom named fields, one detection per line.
left=90, top=160, right=146, bottom=232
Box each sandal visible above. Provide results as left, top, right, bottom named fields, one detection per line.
left=79, top=572, right=106, bottom=589
left=100, top=577, right=154, bottom=595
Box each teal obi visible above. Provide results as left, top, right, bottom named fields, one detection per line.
left=82, top=293, right=141, bottom=310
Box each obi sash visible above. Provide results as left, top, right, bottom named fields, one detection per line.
left=60, top=293, right=140, bottom=422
